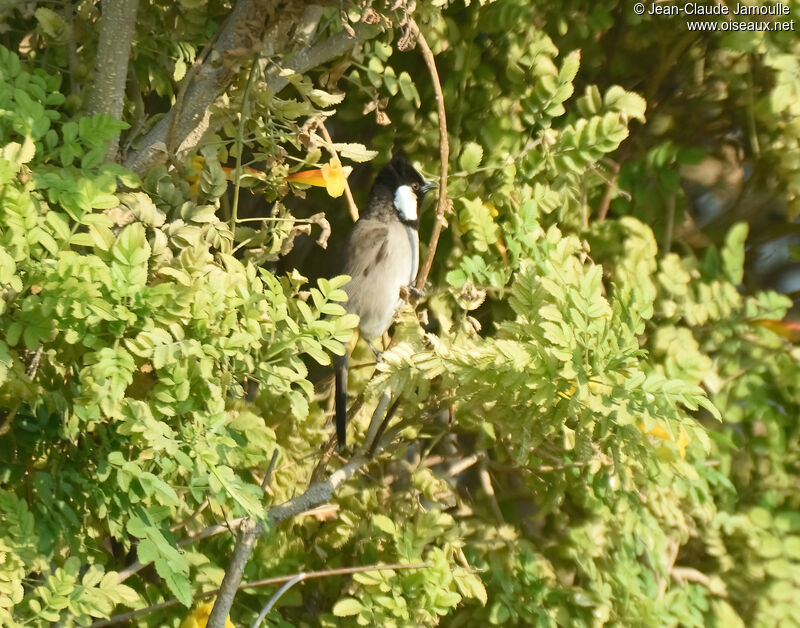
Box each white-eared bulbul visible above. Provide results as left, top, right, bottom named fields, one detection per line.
left=335, top=155, right=436, bottom=448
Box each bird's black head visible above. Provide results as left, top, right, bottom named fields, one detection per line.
left=367, top=155, right=436, bottom=226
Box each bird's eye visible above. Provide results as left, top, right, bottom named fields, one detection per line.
left=411, top=182, right=420, bottom=191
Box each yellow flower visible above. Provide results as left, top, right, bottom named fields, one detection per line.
left=180, top=601, right=235, bottom=628
left=640, top=422, right=689, bottom=458
left=286, top=158, right=349, bottom=198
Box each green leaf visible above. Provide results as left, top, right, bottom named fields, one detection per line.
left=721, top=222, right=748, bottom=285
left=307, top=88, right=345, bottom=107
left=333, top=143, right=378, bottom=163
left=558, top=50, right=581, bottom=84
left=372, top=514, right=397, bottom=535
left=333, top=598, right=364, bottom=617
left=459, top=142, right=483, bottom=174
left=34, top=7, right=67, bottom=42
left=397, top=71, right=421, bottom=107
left=459, top=197, right=499, bottom=252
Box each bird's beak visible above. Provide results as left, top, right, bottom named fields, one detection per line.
left=421, top=179, right=438, bottom=195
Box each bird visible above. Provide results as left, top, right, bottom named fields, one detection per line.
left=334, top=154, right=436, bottom=448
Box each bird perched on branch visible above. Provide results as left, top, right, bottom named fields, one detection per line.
left=335, top=154, right=436, bottom=448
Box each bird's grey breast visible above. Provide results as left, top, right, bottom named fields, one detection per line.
left=341, top=219, right=418, bottom=339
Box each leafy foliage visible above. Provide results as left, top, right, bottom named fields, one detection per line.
left=2, top=1, right=800, bottom=627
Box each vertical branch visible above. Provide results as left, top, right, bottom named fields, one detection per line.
left=205, top=456, right=367, bottom=628
left=63, top=1, right=80, bottom=100
left=597, top=160, right=621, bottom=221
left=410, top=19, right=449, bottom=292
left=88, top=0, right=140, bottom=162
left=205, top=520, right=261, bottom=628
left=231, top=57, right=261, bottom=234
left=123, top=10, right=372, bottom=177
left=663, top=192, right=676, bottom=258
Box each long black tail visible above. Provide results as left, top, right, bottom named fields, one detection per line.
left=334, top=352, right=349, bottom=449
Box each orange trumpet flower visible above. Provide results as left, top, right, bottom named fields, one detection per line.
left=286, top=158, right=349, bottom=198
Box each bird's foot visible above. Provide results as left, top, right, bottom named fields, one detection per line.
left=365, top=339, right=383, bottom=363
left=400, top=284, right=426, bottom=304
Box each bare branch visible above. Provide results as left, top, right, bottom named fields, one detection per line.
left=596, top=160, right=621, bottom=221
left=366, top=397, right=402, bottom=458
left=206, top=455, right=368, bottom=628
left=671, top=566, right=727, bottom=596
left=261, top=449, right=280, bottom=491
left=410, top=19, right=450, bottom=292
left=479, top=462, right=504, bottom=525
left=0, top=403, right=20, bottom=436
left=206, top=519, right=260, bottom=628
left=123, top=0, right=278, bottom=175
left=362, top=390, right=392, bottom=452
left=124, top=9, right=375, bottom=177
left=252, top=572, right=306, bottom=627
left=92, top=562, right=430, bottom=627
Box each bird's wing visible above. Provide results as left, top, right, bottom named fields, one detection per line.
left=341, top=220, right=391, bottom=280
left=335, top=220, right=391, bottom=449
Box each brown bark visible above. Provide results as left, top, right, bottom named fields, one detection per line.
left=205, top=456, right=367, bottom=628
left=89, top=0, right=140, bottom=162
left=122, top=2, right=374, bottom=178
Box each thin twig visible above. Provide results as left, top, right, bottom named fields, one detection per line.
left=479, top=463, right=504, bottom=525
left=310, top=432, right=338, bottom=484
left=0, top=403, right=20, bottom=436
left=170, top=499, right=210, bottom=533
left=252, top=572, right=306, bottom=627
left=311, top=386, right=374, bottom=484
left=445, top=453, right=480, bottom=478
left=246, top=561, right=429, bottom=590
left=362, top=390, right=392, bottom=454
left=261, top=449, right=280, bottom=491
left=178, top=518, right=247, bottom=548
left=534, top=458, right=612, bottom=473
left=92, top=562, right=431, bottom=627
left=671, top=566, right=725, bottom=595
left=597, top=160, right=620, bottom=221
left=231, top=57, right=262, bottom=233
left=663, top=192, right=675, bottom=257
left=367, top=397, right=402, bottom=458
left=311, top=384, right=368, bottom=484
left=409, top=18, right=449, bottom=292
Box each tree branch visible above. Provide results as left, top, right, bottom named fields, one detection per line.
left=206, top=455, right=368, bottom=628
left=123, top=0, right=278, bottom=175
left=411, top=19, right=450, bottom=292
left=88, top=0, right=140, bottom=162
left=124, top=7, right=375, bottom=177
left=206, top=519, right=260, bottom=628
left=92, top=561, right=430, bottom=627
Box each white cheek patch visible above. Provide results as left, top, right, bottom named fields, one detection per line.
left=394, top=185, right=418, bottom=221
